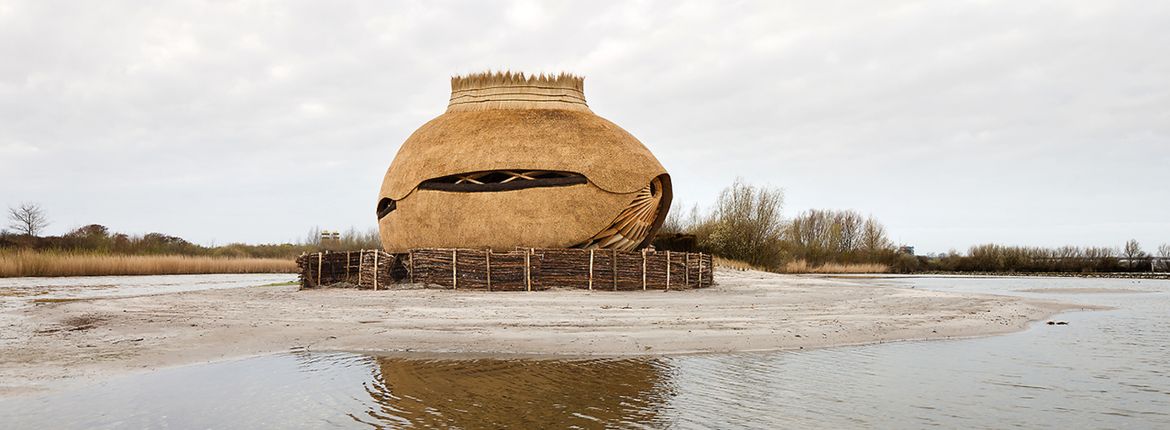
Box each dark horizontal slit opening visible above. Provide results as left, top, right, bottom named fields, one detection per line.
left=419, top=170, right=587, bottom=193
left=376, top=198, right=396, bottom=219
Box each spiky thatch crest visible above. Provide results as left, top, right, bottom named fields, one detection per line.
left=447, top=70, right=589, bottom=112
left=451, top=71, right=584, bottom=92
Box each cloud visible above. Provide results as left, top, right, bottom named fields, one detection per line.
left=1, top=0, right=1167, bottom=252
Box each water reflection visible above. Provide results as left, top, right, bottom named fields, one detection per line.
left=353, top=356, right=674, bottom=428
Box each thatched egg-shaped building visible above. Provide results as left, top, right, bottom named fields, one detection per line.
left=377, top=71, right=671, bottom=253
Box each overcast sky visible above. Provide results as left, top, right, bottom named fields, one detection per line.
left=2, top=1, right=1167, bottom=253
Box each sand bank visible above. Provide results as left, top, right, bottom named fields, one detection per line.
left=0, top=270, right=1088, bottom=395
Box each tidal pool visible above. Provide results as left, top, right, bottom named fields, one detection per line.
left=1, top=276, right=1167, bottom=429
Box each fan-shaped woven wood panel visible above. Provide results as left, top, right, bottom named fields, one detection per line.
left=577, top=177, right=667, bottom=251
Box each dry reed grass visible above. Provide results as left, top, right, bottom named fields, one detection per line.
left=714, top=257, right=888, bottom=274
left=0, top=250, right=296, bottom=278
left=713, top=256, right=768, bottom=272
left=782, top=260, right=889, bottom=274
left=451, top=71, right=584, bottom=92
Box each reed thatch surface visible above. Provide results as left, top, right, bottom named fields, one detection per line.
left=378, top=71, right=671, bottom=253
left=380, top=184, right=629, bottom=251
left=380, top=109, right=666, bottom=200
left=449, top=71, right=588, bottom=113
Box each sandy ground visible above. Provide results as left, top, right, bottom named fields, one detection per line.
left=0, top=269, right=1091, bottom=396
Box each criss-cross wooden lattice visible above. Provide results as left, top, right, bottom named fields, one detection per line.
left=419, top=170, right=587, bottom=192
left=453, top=171, right=547, bottom=184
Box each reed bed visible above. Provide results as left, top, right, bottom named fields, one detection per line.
left=713, top=256, right=767, bottom=272
left=0, top=250, right=296, bottom=277
left=782, top=260, right=889, bottom=274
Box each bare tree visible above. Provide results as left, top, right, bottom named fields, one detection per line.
left=701, top=179, right=786, bottom=268
left=1157, top=243, right=1170, bottom=272
left=660, top=201, right=688, bottom=234
left=832, top=210, right=864, bottom=254
left=7, top=202, right=49, bottom=236
left=1122, top=239, right=1145, bottom=270
left=861, top=217, right=893, bottom=253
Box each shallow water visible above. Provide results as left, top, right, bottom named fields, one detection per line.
left=1, top=275, right=1168, bottom=429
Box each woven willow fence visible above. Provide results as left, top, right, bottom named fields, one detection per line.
left=296, top=250, right=404, bottom=289
left=298, top=248, right=712, bottom=291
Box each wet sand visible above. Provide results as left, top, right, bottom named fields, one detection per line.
left=1017, top=287, right=1152, bottom=294
left=0, top=269, right=1089, bottom=395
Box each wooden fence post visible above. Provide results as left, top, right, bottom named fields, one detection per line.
left=665, top=250, right=671, bottom=291
left=486, top=250, right=492, bottom=292
left=316, top=252, right=323, bottom=287
left=588, top=249, right=594, bottom=291
left=641, top=249, right=647, bottom=291
left=357, top=250, right=364, bottom=287
left=409, top=250, right=414, bottom=284
left=525, top=249, right=532, bottom=292
left=698, top=253, right=703, bottom=287
left=612, top=249, right=618, bottom=291
left=452, top=249, right=458, bottom=290
left=694, top=253, right=700, bottom=287
left=685, top=253, right=690, bottom=287
left=373, top=251, right=379, bottom=291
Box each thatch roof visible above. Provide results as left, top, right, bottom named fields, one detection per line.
left=380, top=182, right=633, bottom=251
left=377, top=70, right=671, bottom=252
left=448, top=71, right=588, bottom=112
left=381, top=109, right=666, bottom=201
left=382, top=71, right=665, bottom=201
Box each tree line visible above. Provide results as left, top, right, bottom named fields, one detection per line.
left=654, top=180, right=1169, bottom=274
left=656, top=179, right=912, bottom=271
left=9, top=197, right=1167, bottom=274
left=927, top=240, right=1170, bottom=273
left=2, top=202, right=379, bottom=258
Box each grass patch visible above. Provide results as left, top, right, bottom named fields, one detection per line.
left=713, top=257, right=889, bottom=274
left=782, top=260, right=889, bottom=274
left=31, top=297, right=87, bottom=304
left=0, top=250, right=297, bottom=277
left=714, top=256, right=768, bottom=271
left=257, top=281, right=299, bottom=287
left=61, top=314, right=103, bottom=330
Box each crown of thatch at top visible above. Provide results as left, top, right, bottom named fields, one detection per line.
left=447, top=71, right=590, bottom=112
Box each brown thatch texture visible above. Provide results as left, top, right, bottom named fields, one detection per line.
left=378, top=70, right=671, bottom=253
left=451, top=71, right=584, bottom=93
left=449, top=71, right=588, bottom=112
left=379, top=183, right=629, bottom=252
left=380, top=109, right=666, bottom=200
